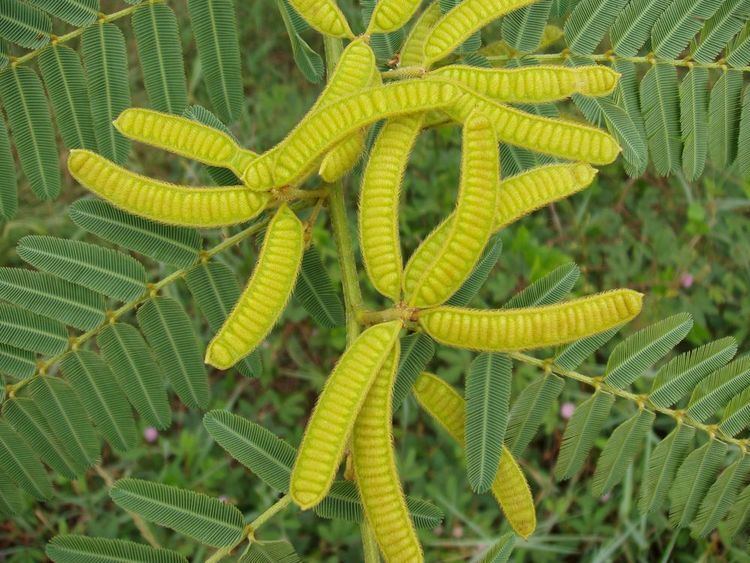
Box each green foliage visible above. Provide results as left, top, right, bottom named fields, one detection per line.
left=0, top=303, right=68, bottom=355
left=392, top=332, right=435, bottom=412
left=0, top=0, right=51, bottom=49
left=639, top=424, right=695, bottom=513
left=239, top=541, right=301, bottom=563
left=293, top=246, right=346, bottom=329
left=504, top=262, right=579, bottom=308
left=25, top=0, right=98, bottom=27
left=564, top=0, right=628, bottom=54
left=506, top=374, right=564, bottom=456
left=446, top=235, right=502, bottom=307
left=46, top=535, right=188, bottom=563
left=0, top=419, right=52, bottom=500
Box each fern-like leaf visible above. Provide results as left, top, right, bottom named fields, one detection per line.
left=692, top=454, right=750, bottom=537
left=506, top=374, right=564, bottom=458
left=183, top=105, right=240, bottom=185
left=203, top=410, right=295, bottom=492
left=708, top=69, right=743, bottom=168
left=0, top=419, right=52, bottom=500
left=0, top=0, right=51, bottom=48
left=612, top=59, right=648, bottom=176
left=651, top=0, right=724, bottom=59
left=0, top=66, right=61, bottom=200
left=737, top=86, right=750, bottom=177
left=46, top=535, right=187, bottom=563
left=0, top=303, right=68, bottom=355
left=392, top=333, right=435, bottom=412
left=728, top=21, right=750, bottom=66
left=26, top=0, right=98, bottom=26
left=640, top=63, right=682, bottom=176
left=564, top=0, right=628, bottom=54
left=649, top=337, right=737, bottom=408
left=687, top=355, right=750, bottom=422
left=184, top=261, right=262, bottom=377
left=26, top=376, right=100, bottom=469
left=480, top=532, right=516, bottom=563
left=276, top=0, right=325, bottom=84
left=0, top=114, right=16, bottom=219
left=466, top=353, right=512, bottom=493
left=555, top=327, right=621, bottom=371
left=38, top=45, right=97, bottom=152
left=293, top=246, right=345, bottom=329
left=239, top=540, right=301, bottom=563
left=0, top=467, right=24, bottom=516
left=61, top=351, right=138, bottom=452
left=97, top=323, right=172, bottom=430
left=0, top=342, right=35, bottom=379
left=669, top=439, right=727, bottom=528
left=639, top=423, right=695, bottom=513
left=187, top=0, right=244, bottom=122
left=604, top=313, right=693, bottom=389
left=68, top=199, right=202, bottom=267
left=502, top=0, right=553, bottom=53
left=137, top=297, right=210, bottom=409
left=719, top=386, right=750, bottom=436
left=554, top=390, right=614, bottom=481
left=504, top=263, right=579, bottom=309
left=132, top=4, right=188, bottom=115
left=592, top=409, right=654, bottom=496
left=0, top=268, right=105, bottom=330
left=110, top=478, right=245, bottom=548
left=724, top=481, right=750, bottom=538
left=17, top=236, right=147, bottom=303
left=610, top=0, right=672, bottom=56
left=2, top=397, right=81, bottom=478
left=446, top=235, right=502, bottom=307
left=679, top=67, right=709, bottom=180
left=692, top=0, right=750, bottom=63
left=81, top=23, right=132, bottom=164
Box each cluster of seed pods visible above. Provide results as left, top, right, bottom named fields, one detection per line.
left=67, top=0, right=644, bottom=559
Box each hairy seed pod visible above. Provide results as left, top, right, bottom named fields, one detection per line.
left=432, top=65, right=620, bottom=103
left=419, top=290, right=643, bottom=351
left=114, top=108, right=257, bottom=174
left=319, top=131, right=366, bottom=182
left=205, top=205, right=304, bottom=369
left=406, top=111, right=499, bottom=307
left=287, top=0, right=354, bottom=38
left=368, top=0, right=422, bottom=34
left=423, top=0, right=538, bottom=64
left=352, top=343, right=423, bottom=562
left=359, top=115, right=424, bottom=301
left=290, top=321, right=402, bottom=510
left=413, top=372, right=535, bottom=538
left=399, top=2, right=442, bottom=68
left=448, top=90, right=620, bottom=165
left=243, top=79, right=459, bottom=190
left=68, top=150, right=270, bottom=227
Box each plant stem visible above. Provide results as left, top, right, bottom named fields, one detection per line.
left=360, top=520, right=381, bottom=562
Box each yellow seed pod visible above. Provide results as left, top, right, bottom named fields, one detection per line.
left=418, top=290, right=643, bottom=352
left=114, top=108, right=257, bottom=174
left=431, top=65, right=620, bottom=103
left=290, top=321, right=402, bottom=510
left=406, top=112, right=499, bottom=307
left=244, top=80, right=459, bottom=190
left=359, top=114, right=424, bottom=301
left=403, top=163, right=597, bottom=290
left=367, top=0, right=422, bottom=34
left=413, top=372, right=535, bottom=538
left=287, top=0, right=354, bottom=38
left=448, top=89, right=620, bottom=165
left=68, top=150, right=270, bottom=228
left=423, top=0, right=539, bottom=64
left=205, top=205, right=304, bottom=369
left=314, top=38, right=377, bottom=111
left=318, top=131, right=366, bottom=182
left=352, top=343, right=423, bottom=562
left=399, top=2, right=442, bottom=68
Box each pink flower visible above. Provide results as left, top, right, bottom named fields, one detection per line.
left=680, top=273, right=694, bottom=289
left=560, top=402, right=575, bottom=420
left=143, top=427, right=158, bottom=443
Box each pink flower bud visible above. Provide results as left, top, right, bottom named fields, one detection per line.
left=143, top=427, right=158, bottom=443
left=560, top=402, right=576, bottom=420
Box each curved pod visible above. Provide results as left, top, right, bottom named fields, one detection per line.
left=399, top=2, right=442, bottom=68
left=432, top=65, right=620, bottom=103
left=205, top=205, right=304, bottom=369
left=419, top=290, right=643, bottom=351
left=406, top=111, right=499, bottom=307
left=68, top=150, right=270, bottom=227
left=114, top=108, right=257, bottom=173
left=359, top=114, right=424, bottom=301
left=413, top=372, right=535, bottom=538
left=243, top=80, right=459, bottom=190
left=287, top=0, right=354, bottom=38
left=423, top=0, right=539, bottom=64
left=352, top=343, right=423, bottom=562
left=319, top=129, right=366, bottom=182
left=290, top=321, right=402, bottom=509
left=368, top=0, right=422, bottom=34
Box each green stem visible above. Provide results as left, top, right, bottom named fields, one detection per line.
left=360, top=520, right=381, bottom=563
left=11, top=0, right=166, bottom=68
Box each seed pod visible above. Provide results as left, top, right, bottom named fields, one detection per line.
left=406, top=111, right=499, bottom=307
left=359, top=114, right=424, bottom=301
left=287, top=0, right=354, bottom=38
left=419, top=290, right=643, bottom=351
left=290, top=320, right=402, bottom=510
left=243, top=79, right=458, bottom=190
left=448, top=90, right=620, bottom=165
left=399, top=2, right=442, bottom=68
left=114, top=108, right=257, bottom=174
left=432, top=65, right=620, bottom=103
left=68, top=150, right=270, bottom=227
left=205, top=205, right=304, bottom=369
left=352, top=343, right=423, bottom=562
left=413, top=372, right=535, bottom=538
left=368, top=0, right=422, bottom=34
left=318, top=131, right=365, bottom=182
left=423, top=0, right=538, bottom=64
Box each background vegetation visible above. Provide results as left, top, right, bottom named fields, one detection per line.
left=1, top=1, right=749, bottom=561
